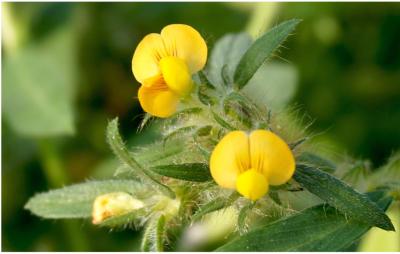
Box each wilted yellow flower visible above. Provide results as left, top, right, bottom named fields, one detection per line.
left=210, top=130, right=295, bottom=201
left=132, top=24, right=207, bottom=117
left=92, top=192, right=144, bottom=224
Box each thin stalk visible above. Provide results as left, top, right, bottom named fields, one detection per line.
left=37, top=139, right=90, bottom=251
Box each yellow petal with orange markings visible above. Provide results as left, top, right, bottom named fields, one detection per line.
left=236, top=169, right=269, bottom=201
left=132, top=33, right=167, bottom=83
left=249, top=130, right=295, bottom=186
left=161, top=24, right=207, bottom=73
left=159, top=56, right=193, bottom=96
left=210, top=131, right=250, bottom=189
left=138, top=85, right=179, bottom=118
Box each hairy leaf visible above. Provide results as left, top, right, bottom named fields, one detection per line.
left=25, top=180, right=145, bottom=219
left=151, top=163, right=211, bottom=182
left=294, top=165, right=394, bottom=231
left=217, top=191, right=392, bottom=251
left=206, top=33, right=252, bottom=88
left=297, top=152, right=336, bottom=173
left=193, top=193, right=239, bottom=221
left=234, top=19, right=300, bottom=89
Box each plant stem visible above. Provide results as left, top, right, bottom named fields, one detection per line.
left=37, top=139, right=90, bottom=251
left=246, top=2, right=280, bottom=39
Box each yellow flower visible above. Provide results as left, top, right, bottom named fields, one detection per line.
left=92, top=192, right=144, bottom=224
left=132, top=24, right=207, bottom=118
left=210, top=130, right=295, bottom=201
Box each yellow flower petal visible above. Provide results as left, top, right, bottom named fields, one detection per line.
left=210, top=131, right=250, bottom=189
left=161, top=24, right=207, bottom=73
left=132, top=33, right=167, bottom=83
left=138, top=85, right=179, bottom=118
left=249, top=130, right=295, bottom=186
left=236, top=168, right=269, bottom=201
left=142, top=73, right=164, bottom=88
left=159, top=56, right=193, bottom=96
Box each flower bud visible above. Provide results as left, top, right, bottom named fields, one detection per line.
left=92, top=192, right=144, bottom=224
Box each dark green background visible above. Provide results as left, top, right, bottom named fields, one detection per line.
left=2, top=2, right=400, bottom=251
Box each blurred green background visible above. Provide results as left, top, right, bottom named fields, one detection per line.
left=2, top=2, right=400, bottom=251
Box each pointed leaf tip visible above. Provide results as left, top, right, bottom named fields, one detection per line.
left=234, top=19, right=301, bottom=89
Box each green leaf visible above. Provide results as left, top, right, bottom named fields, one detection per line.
left=25, top=180, right=145, bottom=219
left=294, top=165, right=394, bottom=231
left=234, top=19, right=301, bottom=89
left=198, top=71, right=216, bottom=90
left=206, top=33, right=252, bottom=88
left=242, top=62, right=298, bottom=110
left=134, top=139, right=186, bottom=166
left=297, top=152, right=336, bottom=173
left=198, top=85, right=217, bottom=106
left=217, top=191, right=393, bottom=251
left=141, top=214, right=166, bottom=252
left=107, top=118, right=176, bottom=199
left=151, top=163, right=211, bottom=182
left=193, top=193, right=239, bottom=221
left=3, top=26, right=76, bottom=137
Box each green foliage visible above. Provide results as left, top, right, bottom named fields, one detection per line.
left=298, top=152, right=336, bottom=173
left=193, top=193, right=239, bottom=221
left=151, top=163, right=211, bottom=182
left=3, top=25, right=76, bottom=137
left=107, top=118, right=175, bottom=199
left=22, top=18, right=397, bottom=252
left=294, top=165, right=394, bottom=231
left=234, top=19, right=301, bottom=89
left=206, top=33, right=252, bottom=88
left=217, top=191, right=393, bottom=251
left=25, top=180, right=146, bottom=218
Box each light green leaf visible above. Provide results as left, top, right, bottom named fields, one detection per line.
left=234, top=19, right=301, bottom=89
left=25, top=180, right=145, bottom=219
left=242, top=62, right=298, bottom=110
left=217, top=191, right=392, bottom=251
left=193, top=193, right=239, bottom=221
left=206, top=33, right=252, bottom=88
left=3, top=26, right=76, bottom=136
left=294, top=165, right=394, bottom=231
left=151, top=163, right=211, bottom=182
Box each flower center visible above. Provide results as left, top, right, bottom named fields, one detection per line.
left=159, top=56, right=193, bottom=96
left=236, top=168, right=269, bottom=201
